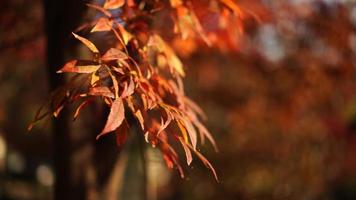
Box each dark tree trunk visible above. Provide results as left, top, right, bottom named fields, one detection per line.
left=42, top=0, right=88, bottom=199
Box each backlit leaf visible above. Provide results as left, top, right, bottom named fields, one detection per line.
left=57, top=60, right=101, bottom=74
left=72, top=33, right=100, bottom=53
left=96, top=98, right=125, bottom=139
left=102, top=48, right=128, bottom=61
left=91, top=17, right=113, bottom=32
left=89, top=86, right=115, bottom=98
left=148, top=34, right=185, bottom=76
left=74, top=99, right=92, bottom=120
left=104, top=0, right=125, bottom=9
left=186, top=142, right=218, bottom=181
left=178, top=136, right=193, bottom=165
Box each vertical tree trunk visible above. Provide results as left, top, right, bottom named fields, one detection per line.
left=42, top=0, right=88, bottom=199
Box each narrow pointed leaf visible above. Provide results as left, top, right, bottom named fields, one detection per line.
left=178, top=137, right=193, bottom=165
left=72, top=33, right=99, bottom=53
left=57, top=60, right=101, bottom=74
left=96, top=98, right=125, bottom=139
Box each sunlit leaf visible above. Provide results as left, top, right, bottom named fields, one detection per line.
left=57, top=60, right=101, bottom=74
left=186, top=142, right=218, bottom=181
left=102, top=48, right=128, bottom=61
left=74, top=99, right=92, bottom=120
left=72, top=33, right=100, bottom=53
left=104, top=0, right=125, bottom=9
left=148, top=34, right=185, bottom=76
left=96, top=98, right=125, bottom=139
left=178, top=136, right=193, bottom=165
left=91, top=17, right=113, bottom=32
left=220, top=0, right=242, bottom=15
left=88, top=86, right=115, bottom=98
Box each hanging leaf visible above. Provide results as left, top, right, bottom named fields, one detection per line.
left=180, top=118, right=198, bottom=150
left=57, top=60, right=101, bottom=73
left=102, top=48, right=128, bottom=61
left=91, top=17, right=113, bottom=32
left=72, top=33, right=100, bottom=53
left=178, top=136, right=193, bottom=165
left=73, top=99, right=92, bottom=120
left=97, top=98, right=125, bottom=139
left=134, top=110, right=145, bottom=130
left=104, top=0, right=125, bottom=9
left=186, top=142, right=218, bottom=181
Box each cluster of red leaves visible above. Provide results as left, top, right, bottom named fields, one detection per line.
left=29, top=0, right=244, bottom=180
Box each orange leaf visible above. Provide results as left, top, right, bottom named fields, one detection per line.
left=57, top=60, right=101, bottom=73
left=181, top=118, right=197, bottom=150
left=178, top=137, right=193, bottom=165
left=102, top=48, right=128, bottom=61
left=104, top=0, right=125, bottom=9
left=88, top=86, right=115, bottom=98
left=72, top=33, right=99, bottom=53
left=74, top=100, right=92, bottom=120
left=186, top=142, right=218, bottom=181
left=134, top=110, right=145, bottom=130
left=91, top=17, right=113, bottom=32
left=148, top=34, right=185, bottom=76
left=96, top=98, right=125, bottom=139
left=220, top=0, right=242, bottom=15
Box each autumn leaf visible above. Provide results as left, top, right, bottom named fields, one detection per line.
left=91, top=17, right=113, bottom=32
left=148, top=34, right=185, bottom=76
left=96, top=98, right=125, bottom=139
left=101, top=48, right=128, bottom=61
left=178, top=136, right=193, bottom=165
left=104, top=0, right=125, bottom=10
left=74, top=99, right=92, bottom=120
left=72, top=33, right=100, bottom=53
left=220, top=0, right=242, bottom=15
left=181, top=118, right=198, bottom=150
left=57, top=60, right=101, bottom=73
left=186, top=142, right=218, bottom=181
left=88, top=86, right=115, bottom=98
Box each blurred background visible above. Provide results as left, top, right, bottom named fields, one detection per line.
left=0, top=0, right=356, bottom=199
